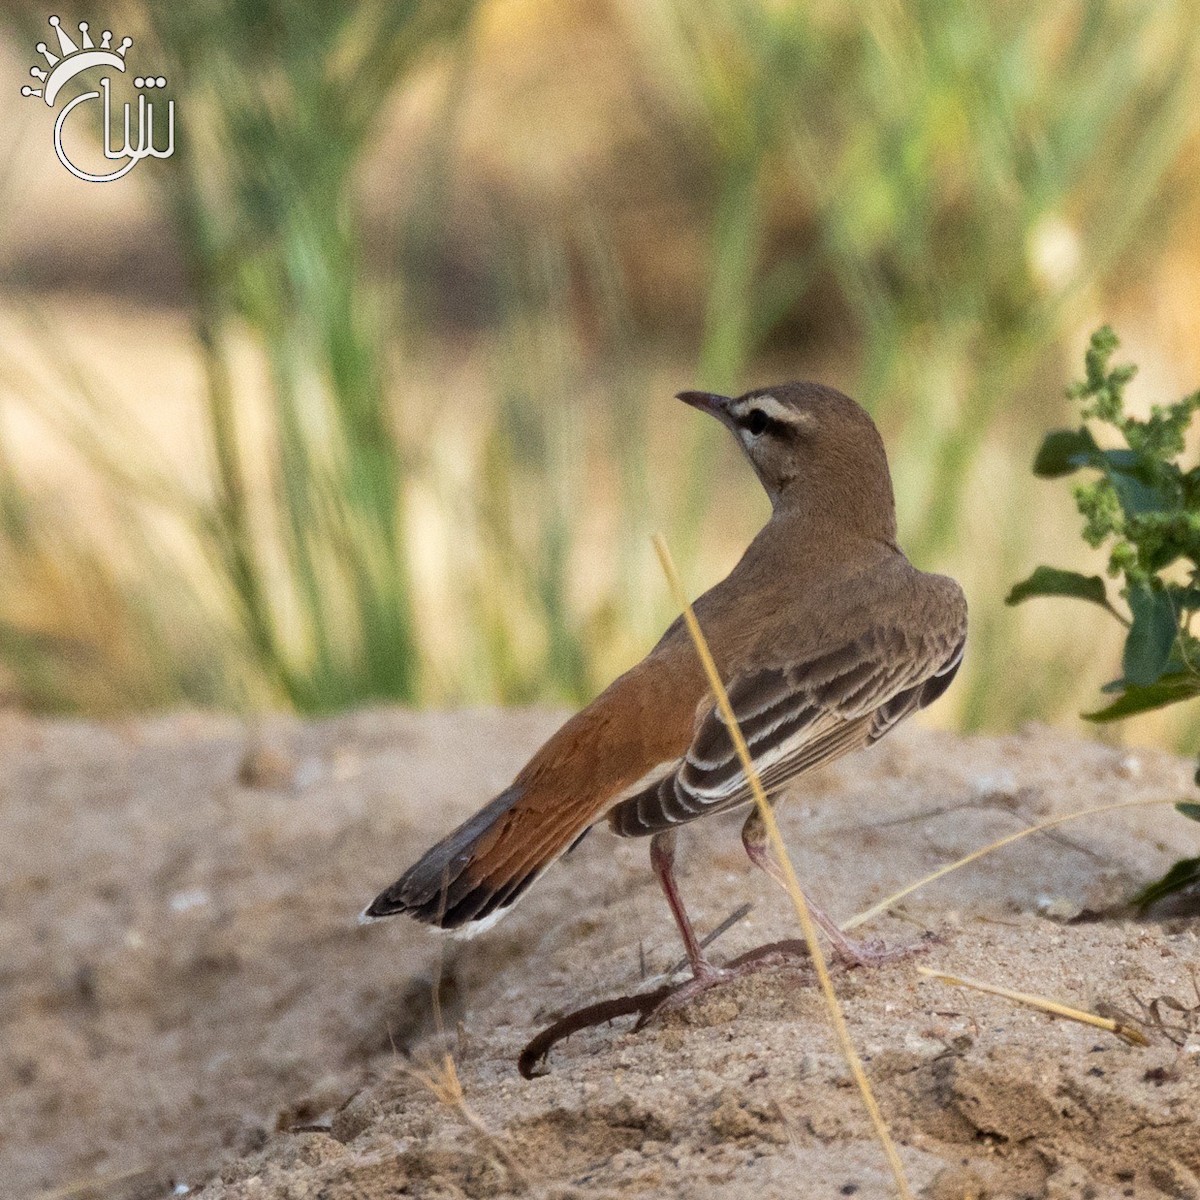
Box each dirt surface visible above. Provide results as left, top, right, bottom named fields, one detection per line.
left=4, top=710, right=1200, bottom=1200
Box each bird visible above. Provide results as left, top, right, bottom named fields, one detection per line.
left=363, top=382, right=967, bottom=994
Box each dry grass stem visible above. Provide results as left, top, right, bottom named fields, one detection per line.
left=666, top=901, right=754, bottom=977
left=405, top=1053, right=529, bottom=1188
left=845, top=796, right=1181, bottom=931
left=917, top=966, right=1150, bottom=1046
left=652, top=533, right=916, bottom=1200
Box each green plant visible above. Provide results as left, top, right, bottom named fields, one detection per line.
left=3, top=4, right=1200, bottom=726
left=0, top=2, right=673, bottom=715
left=619, top=0, right=1200, bottom=736
left=1007, top=325, right=1200, bottom=907
left=147, top=0, right=479, bottom=711
left=626, top=0, right=1200, bottom=559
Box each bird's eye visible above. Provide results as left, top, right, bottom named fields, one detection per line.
left=744, top=409, right=769, bottom=436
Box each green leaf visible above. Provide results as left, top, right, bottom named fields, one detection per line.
left=1005, top=566, right=1109, bottom=609
left=1083, top=672, right=1200, bottom=721
left=1033, top=428, right=1100, bottom=478
left=1110, top=470, right=1170, bottom=517
left=1131, top=857, right=1200, bottom=913
left=1122, top=584, right=1178, bottom=686
left=1100, top=449, right=1143, bottom=472
left=1170, top=587, right=1200, bottom=611
left=1177, top=802, right=1200, bottom=822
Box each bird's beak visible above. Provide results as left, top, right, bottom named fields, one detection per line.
left=676, top=391, right=734, bottom=424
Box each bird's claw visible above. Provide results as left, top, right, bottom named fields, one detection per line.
left=830, top=928, right=937, bottom=969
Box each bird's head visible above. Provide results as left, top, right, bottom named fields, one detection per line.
left=677, top=381, right=897, bottom=542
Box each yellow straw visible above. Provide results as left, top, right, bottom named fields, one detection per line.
left=918, top=966, right=1149, bottom=1045
left=653, top=533, right=915, bottom=1200
left=845, top=796, right=1179, bottom=931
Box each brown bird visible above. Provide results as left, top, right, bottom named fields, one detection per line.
left=364, top=382, right=966, bottom=990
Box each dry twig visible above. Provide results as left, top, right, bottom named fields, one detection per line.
left=918, top=966, right=1149, bottom=1046
left=405, top=1052, right=529, bottom=1189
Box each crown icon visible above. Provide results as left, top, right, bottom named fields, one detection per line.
left=19, top=15, right=131, bottom=107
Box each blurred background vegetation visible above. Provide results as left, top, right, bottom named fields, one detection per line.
left=1, top=0, right=1200, bottom=751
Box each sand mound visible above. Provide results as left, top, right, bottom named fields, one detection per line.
left=3, top=710, right=1199, bottom=1199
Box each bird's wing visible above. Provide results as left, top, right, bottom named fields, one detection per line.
left=608, top=622, right=965, bottom=836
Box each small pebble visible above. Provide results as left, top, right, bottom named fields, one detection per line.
left=240, top=744, right=301, bottom=790
left=170, top=889, right=210, bottom=914
left=1036, top=894, right=1083, bottom=922
left=1116, top=754, right=1141, bottom=779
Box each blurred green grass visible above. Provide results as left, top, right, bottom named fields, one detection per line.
left=1, top=0, right=1199, bottom=746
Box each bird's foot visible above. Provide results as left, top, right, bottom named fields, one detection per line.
left=637, top=945, right=814, bottom=1028
left=641, top=960, right=734, bottom=1023
left=826, top=928, right=936, bottom=969
left=517, top=932, right=937, bottom=1076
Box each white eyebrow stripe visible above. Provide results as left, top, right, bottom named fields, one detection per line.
left=731, top=395, right=812, bottom=426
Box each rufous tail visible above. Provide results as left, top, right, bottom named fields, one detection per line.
left=362, top=785, right=590, bottom=931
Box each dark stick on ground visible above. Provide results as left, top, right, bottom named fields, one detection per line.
left=518, top=938, right=816, bottom=1078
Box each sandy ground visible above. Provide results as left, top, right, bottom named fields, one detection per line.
left=3, top=710, right=1200, bottom=1200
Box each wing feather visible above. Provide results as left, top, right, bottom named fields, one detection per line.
left=608, top=622, right=964, bottom=838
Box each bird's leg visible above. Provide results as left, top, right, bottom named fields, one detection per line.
left=649, top=830, right=726, bottom=984
left=640, top=829, right=817, bottom=1025
left=740, top=809, right=919, bottom=968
